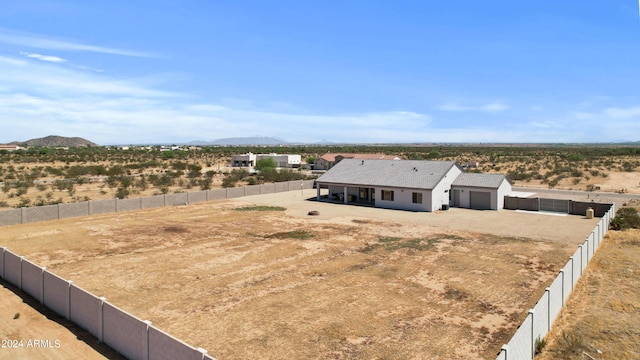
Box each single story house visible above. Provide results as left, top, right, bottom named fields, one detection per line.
left=231, top=153, right=301, bottom=168
left=315, top=159, right=511, bottom=212
left=313, top=153, right=401, bottom=170
left=257, top=153, right=301, bottom=168
left=0, top=145, right=24, bottom=151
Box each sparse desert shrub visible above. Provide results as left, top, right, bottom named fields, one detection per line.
left=377, top=236, right=439, bottom=251
left=198, top=176, right=213, bottom=190
left=610, top=207, right=640, bottom=230
left=221, top=176, right=237, bottom=188
left=115, top=186, right=130, bottom=199
left=15, top=198, right=31, bottom=208
left=535, top=336, right=547, bottom=355
left=14, top=187, right=28, bottom=197
left=266, top=230, right=315, bottom=240
left=553, top=330, right=585, bottom=356
left=444, top=285, right=470, bottom=301
left=233, top=206, right=286, bottom=211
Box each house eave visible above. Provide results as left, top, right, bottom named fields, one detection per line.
left=317, top=180, right=435, bottom=191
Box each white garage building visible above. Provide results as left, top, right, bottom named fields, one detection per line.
left=451, top=173, right=512, bottom=210
left=315, top=159, right=511, bottom=212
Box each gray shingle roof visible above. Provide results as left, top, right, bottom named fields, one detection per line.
left=452, top=173, right=508, bottom=189
left=317, top=159, right=459, bottom=190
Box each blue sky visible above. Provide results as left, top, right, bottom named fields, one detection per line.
left=1, top=1, right=640, bottom=145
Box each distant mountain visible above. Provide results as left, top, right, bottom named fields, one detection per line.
left=189, top=137, right=289, bottom=145
left=10, top=135, right=98, bottom=147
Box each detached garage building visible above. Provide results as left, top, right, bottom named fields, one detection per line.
left=315, top=159, right=511, bottom=212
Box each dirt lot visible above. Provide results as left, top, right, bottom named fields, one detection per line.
left=536, top=229, right=640, bottom=360
left=0, top=282, right=124, bottom=360
left=0, top=190, right=601, bottom=359
left=512, top=171, right=640, bottom=195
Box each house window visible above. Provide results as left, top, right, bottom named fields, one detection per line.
left=381, top=190, right=394, bottom=201
left=412, top=192, right=422, bottom=204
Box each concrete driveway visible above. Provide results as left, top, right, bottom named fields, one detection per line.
left=236, top=189, right=602, bottom=244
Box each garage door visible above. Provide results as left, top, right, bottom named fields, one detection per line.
left=470, top=191, right=491, bottom=210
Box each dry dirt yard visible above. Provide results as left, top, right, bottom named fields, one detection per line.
left=0, top=190, right=601, bottom=359
left=0, top=282, right=125, bottom=360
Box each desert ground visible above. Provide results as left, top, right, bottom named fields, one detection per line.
left=536, top=229, right=640, bottom=360
left=1, top=146, right=640, bottom=209
left=0, top=282, right=125, bottom=360
left=1, top=168, right=639, bottom=209
left=0, top=189, right=601, bottom=359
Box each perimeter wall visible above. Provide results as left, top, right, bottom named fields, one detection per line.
left=495, top=204, right=615, bottom=360
left=0, top=180, right=315, bottom=226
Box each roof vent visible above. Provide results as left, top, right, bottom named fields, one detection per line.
left=413, top=167, right=418, bottom=172
left=361, top=160, right=364, bottom=165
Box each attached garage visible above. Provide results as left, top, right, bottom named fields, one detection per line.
left=451, top=173, right=512, bottom=210
left=469, top=191, right=492, bottom=210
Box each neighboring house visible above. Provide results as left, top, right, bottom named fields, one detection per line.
left=256, top=153, right=301, bottom=168
left=232, top=153, right=301, bottom=168
left=314, top=153, right=401, bottom=170
left=232, top=152, right=256, bottom=167
left=315, top=159, right=511, bottom=212
left=0, top=145, right=23, bottom=151
left=451, top=173, right=512, bottom=210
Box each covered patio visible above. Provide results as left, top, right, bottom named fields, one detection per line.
left=316, top=184, right=376, bottom=206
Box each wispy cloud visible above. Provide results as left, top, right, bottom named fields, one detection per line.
left=438, top=101, right=509, bottom=113
left=0, top=53, right=438, bottom=144
left=0, top=55, right=26, bottom=66
left=436, top=102, right=472, bottom=112
left=530, top=120, right=563, bottom=128
left=0, top=29, right=155, bottom=58
left=20, top=52, right=67, bottom=63
left=603, top=106, right=640, bottom=119
left=480, top=102, right=509, bottom=112
left=2, top=47, right=637, bottom=145
left=2, top=54, right=179, bottom=98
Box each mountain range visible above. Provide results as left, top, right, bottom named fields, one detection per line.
left=188, top=137, right=289, bottom=145
left=4, top=135, right=640, bottom=147
left=8, top=135, right=98, bottom=147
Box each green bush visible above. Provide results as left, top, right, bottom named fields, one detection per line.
left=610, top=207, right=640, bottom=230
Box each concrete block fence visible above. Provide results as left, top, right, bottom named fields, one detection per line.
left=0, top=180, right=315, bottom=226
left=1, top=181, right=615, bottom=359
left=0, top=248, right=216, bottom=360
left=495, top=204, right=615, bottom=360
left=0, top=182, right=316, bottom=359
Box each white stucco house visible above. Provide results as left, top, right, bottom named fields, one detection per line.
left=232, top=153, right=301, bottom=168
left=232, top=152, right=257, bottom=167
left=256, top=153, right=301, bottom=168
left=315, top=159, right=511, bottom=212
